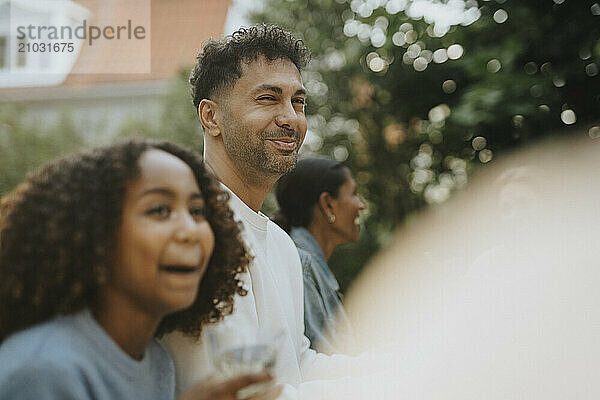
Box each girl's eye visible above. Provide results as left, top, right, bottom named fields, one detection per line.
left=190, top=206, right=206, bottom=219
left=147, top=205, right=170, bottom=218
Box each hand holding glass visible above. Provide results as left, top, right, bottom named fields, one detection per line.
left=204, top=322, right=283, bottom=399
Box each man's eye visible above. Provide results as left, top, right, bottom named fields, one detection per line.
left=292, top=98, right=306, bottom=105
left=147, top=205, right=170, bottom=217
left=257, top=95, right=277, bottom=101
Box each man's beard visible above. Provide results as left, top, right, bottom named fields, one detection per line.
left=222, top=127, right=301, bottom=176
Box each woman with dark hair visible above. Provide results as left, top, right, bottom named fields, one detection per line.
left=274, top=157, right=365, bottom=354
left=0, top=140, right=278, bottom=400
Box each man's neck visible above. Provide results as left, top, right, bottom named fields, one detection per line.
left=205, top=152, right=278, bottom=213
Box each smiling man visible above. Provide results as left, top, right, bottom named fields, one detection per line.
left=200, top=53, right=307, bottom=211
left=161, top=25, right=376, bottom=400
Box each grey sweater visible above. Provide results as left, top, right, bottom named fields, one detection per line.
left=0, top=310, right=174, bottom=400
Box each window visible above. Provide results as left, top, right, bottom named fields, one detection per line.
left=16, top=36, right=26, bottom=68
left=0, top=0, right=87, bottom=87
left=0, top=36, right=7, bottom=70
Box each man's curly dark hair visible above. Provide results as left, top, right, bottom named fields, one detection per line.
left=190, top=24, right=311, bottom=112
left=0, top=139, right=249, bottom=343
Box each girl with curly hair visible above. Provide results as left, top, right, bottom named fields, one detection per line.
left=0, top=140, right=278, bottom=400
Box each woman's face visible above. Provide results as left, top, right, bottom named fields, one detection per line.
left=329, top=170, right=366, bottom=244
left=108, top=149, right=215, bottom=319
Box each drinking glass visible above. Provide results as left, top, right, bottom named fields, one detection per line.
left=203, top=321, right=283, bottom=399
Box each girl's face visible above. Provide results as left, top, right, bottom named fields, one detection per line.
left=108, top=149, right=215, bottom=319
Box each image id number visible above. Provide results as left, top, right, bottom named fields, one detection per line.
left=18, top=42, right=75, bottom=53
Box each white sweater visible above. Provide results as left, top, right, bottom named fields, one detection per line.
left=162, top=186, right=362, bottom=399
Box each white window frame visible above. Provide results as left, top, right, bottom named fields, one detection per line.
left=0, top=0, right=89, bottom=88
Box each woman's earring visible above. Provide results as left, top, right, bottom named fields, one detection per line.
left=328, top=214, right=336, bottom=223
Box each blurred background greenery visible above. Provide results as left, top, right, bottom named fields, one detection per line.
left=1, top=0, right=598, bottom=291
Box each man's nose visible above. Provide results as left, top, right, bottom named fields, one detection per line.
left=358, top=197, right=366, bottom=210
left=275, top=101, right=299, bottom=129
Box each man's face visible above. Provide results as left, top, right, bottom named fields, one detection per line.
left=217, top=56, right=307, bottom=177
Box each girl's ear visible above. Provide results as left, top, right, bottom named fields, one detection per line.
left=198, top=99, right=222, bottom=137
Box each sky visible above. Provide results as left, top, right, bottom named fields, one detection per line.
left=223, top=0, right=264, bottom=34
left=224, top=0, right=482, bottom=35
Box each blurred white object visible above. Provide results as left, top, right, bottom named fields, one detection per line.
left=346, top=132, right=600, bottom=399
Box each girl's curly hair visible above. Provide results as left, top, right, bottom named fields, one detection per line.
left=0, top=139, right=249, bottom=342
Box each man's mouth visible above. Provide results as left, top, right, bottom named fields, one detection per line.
left=266, top=137, right=296, bottom=151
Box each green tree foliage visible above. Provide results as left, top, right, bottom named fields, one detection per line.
left=117, top=68, right=204, bottom=153
left=252, top=0, right=600, bottom=290
left=0, top=105, right=86, bottom=196
left=0, top=70, right=202, bottom=197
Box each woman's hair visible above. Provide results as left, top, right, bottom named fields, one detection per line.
left=0, top=139, right=249, bottom=342
left=274, top=157, right=349, bottom=233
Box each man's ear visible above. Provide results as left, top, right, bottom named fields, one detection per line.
left=198, top=99, right=222, bottom=137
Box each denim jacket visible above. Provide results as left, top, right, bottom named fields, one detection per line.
left=290, top=227, right=355, bottom=355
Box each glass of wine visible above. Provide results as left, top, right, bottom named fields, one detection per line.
left=203, top=321, right=283, bottom=399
